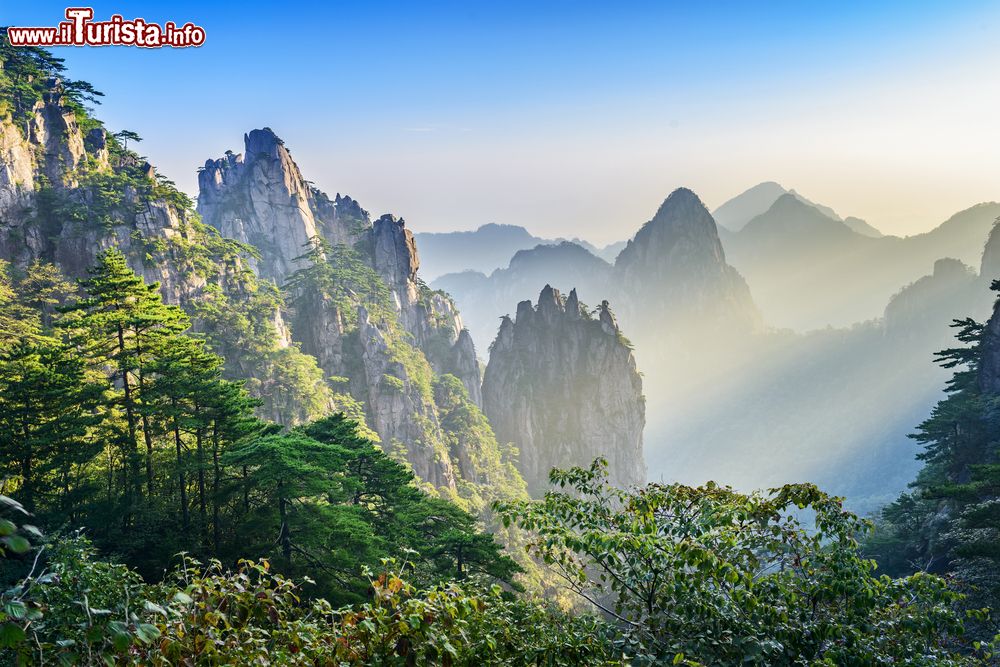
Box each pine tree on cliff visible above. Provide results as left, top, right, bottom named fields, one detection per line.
left=872, top=283, right=1000, bottom=616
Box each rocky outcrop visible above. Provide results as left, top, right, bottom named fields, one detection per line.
left=197, top=130, right=495, bottom=495
left=980, top=221, right=1000, bottom=282
left=482, top=286, right=646, bottom=494
left=199, top=131, right=480, bottom=406
left=197, top=128, right=370, bottom=283
left=371, top=213, right=468, bottom=362
left=357, top=307, right=457, bottom=490
left=0, top=84, right=213, bottom=305
left=979, top=294, right=1000, bottom=396
left=615, top=187, right=761, bottom=335
left=884, top=258, right=980, bottom=338
left=978, top=236, right=1000, bottom=395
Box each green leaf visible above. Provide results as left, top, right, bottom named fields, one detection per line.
left=135, top=623, right=160, bottom=644
left=3, top=601, right=26, bottom=619
left=143, top=600, right=168, bottom=617
left=0, top=622, right=26, bottom=648
left=0, top=496, right=27, bottom=515
left=1, top=535, right=30, bottom=554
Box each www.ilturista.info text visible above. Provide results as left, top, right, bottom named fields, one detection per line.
left=7, top=8, right=205, bottom=48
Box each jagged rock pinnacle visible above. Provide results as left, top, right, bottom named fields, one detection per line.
left=483, top=288, right=645, bottom=495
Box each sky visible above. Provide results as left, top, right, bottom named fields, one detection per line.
left=6, top=1, right=1000, bottom=243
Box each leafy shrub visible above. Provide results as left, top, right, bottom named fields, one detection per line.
left=497, top=459, right=990, bottom=666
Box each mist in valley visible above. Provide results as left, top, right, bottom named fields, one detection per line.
left=428, top=185, right=1000, bottom=513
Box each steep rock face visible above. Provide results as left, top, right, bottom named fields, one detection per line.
left=370, top=214, right=470, bottom=377
left=0, top=91, right=212, bottom=305
left=198, top=130, right=492, bottom=494
left=199, top=131, right=481, bottom=403
left=979, top=296, right=1000, bottom=396
left=482, top=286, right=645, bottom=494
left=197, top=128, right=370, bottom=283
left=615, top=187, right=761, bottom=334
left=980, top=221, right=1000, bottom=281
left=978, top=236, right=1000, bottom=394
left=357, top=307, right=457, bottom=490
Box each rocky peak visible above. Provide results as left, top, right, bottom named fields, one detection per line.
left=933, top=257, right=973, bottom=280
left=598, top=299, right=619, bottom=335
left=482, top=287, right=646, bottom=494
left=616, top=187, right=728, bottom=271
left=565, top=288, right=582, bottom=319
left=536, top=284, right=564, bottom=322
left=373, top=214, right=419, bottom=287
left=884, top=258, right=980, bottom=339
left=980, top=285, right=1000, bottom=396
left=614, top=187, right=760, bottom=335
left=981, top=221, right=1000, bottom=280
left=198, top=128, right=371, bottom=283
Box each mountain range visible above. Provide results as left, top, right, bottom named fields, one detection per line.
left=414, top=224, right=624, bottom=280
left=3, top=48, right=997, bottom=516
left=433, top=183, right=1000, bottom=512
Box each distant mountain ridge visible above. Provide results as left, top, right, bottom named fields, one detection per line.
left=415, top=223, right=623, bottom=280
left=719, top=190, right=1000, bottom=330
left=434, top=189, right=760, bottom=352
left=712, top=181, right=882, bottom=237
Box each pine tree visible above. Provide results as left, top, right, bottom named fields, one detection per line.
left=0, top=260, right=41, bottom=348
left=61, top=249, right=188, bottom=517
left=874, top=290, right=1000, bottom=627
left=0, top=336, right=102, bottom=515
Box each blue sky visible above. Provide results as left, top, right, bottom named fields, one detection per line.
left=6, top=1, right=1000, bottom=242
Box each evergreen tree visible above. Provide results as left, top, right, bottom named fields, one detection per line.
left=61, top=249, right=188, bottom=512
left=873, top=288, right=1000, bottom=630
left=0, top=261, right=41, bottom=348
left=0, top=337, right=102, bottom=515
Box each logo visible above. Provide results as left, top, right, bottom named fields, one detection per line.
left=7, top=7, right=206, bottom=48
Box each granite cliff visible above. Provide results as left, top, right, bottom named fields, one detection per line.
left=482, top=286, right=646, bottom=494
left=0, top=72, right=515, bottom=503
left=197, top=129, right=502, bottom=499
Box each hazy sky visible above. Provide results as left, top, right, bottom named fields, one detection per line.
left=8, top=1, right=1000, bottom=243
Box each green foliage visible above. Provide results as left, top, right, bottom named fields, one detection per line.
left=10, top=546, right=622, bottom=666
left=224, top=414, right=520, bottom=603
left=381, top=372, right=406, bottom=392
left=0, top=261, right=47, bottom=345
left=433, top=374, right=526, bottom=511
left=0, top=336, right=103, bottom=515
left=872, top=302, right=1000, bottom=635
left=191, top=281, right=335, bottom=426
left=0, top=31, right=102, bottom=125
left=13, top=535, right=155, bottom=665
left=0, top=495, right=43, bottom=657
left=498, top=459, right=984, bottom=666
left=286, top=237, right=394, bottom=330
